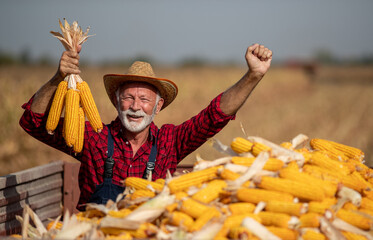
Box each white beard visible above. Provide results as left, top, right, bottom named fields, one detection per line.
left=118, top=108, right=156, bottom=133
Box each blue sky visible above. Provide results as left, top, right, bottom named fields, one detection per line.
left=1, top=0, right=373, bottom=64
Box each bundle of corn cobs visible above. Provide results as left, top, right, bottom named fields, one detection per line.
left=13, top=135, right=373, bottom=240
left=46, top=19, right=103, bottom=153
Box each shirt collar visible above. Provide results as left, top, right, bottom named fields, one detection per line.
left=110, top=117, right=158, bottom=144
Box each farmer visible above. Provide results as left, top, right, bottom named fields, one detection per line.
left=19, top=43, right=272, bottom=210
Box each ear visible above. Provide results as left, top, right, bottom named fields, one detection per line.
left=155, top=98, right=164, bottom=115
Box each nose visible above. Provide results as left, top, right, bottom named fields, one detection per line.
left=130, top=98, right=141, bottom=111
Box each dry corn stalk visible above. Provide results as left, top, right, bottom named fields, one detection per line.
left=46, top=19, right=102, bottom=153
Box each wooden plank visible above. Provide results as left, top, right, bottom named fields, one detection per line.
left=0, top=189, right=62, bottom=224
left=0, top=202, right=62, bottom=236
left=63, top=159, right=81, bottom=214
left=0, top=173, right=63, bottom=207
left=0, top=161, right=63, bottom=190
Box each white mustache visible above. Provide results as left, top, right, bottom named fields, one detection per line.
left=123, top=109, right=146, bottom=118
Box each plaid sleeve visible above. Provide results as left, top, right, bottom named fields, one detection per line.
left=19, top=96, right=76, bottom=157
left=174, top=92, right=235, bottom=160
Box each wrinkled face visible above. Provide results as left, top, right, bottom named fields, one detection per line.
left=115, top=82, right=164, bottom=133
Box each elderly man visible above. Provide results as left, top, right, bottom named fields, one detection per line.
left=20, top=44, right=272, bottom=209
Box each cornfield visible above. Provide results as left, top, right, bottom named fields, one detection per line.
left=0, top=64, right=372, bottom=176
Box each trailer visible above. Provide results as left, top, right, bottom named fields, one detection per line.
left=0, top=159, right=192, bottom=236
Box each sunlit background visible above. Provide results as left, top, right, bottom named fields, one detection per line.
left=1, top=0, right=373, bottom=175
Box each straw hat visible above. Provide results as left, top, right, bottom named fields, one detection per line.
left=103, top=61, right=178, bottom=110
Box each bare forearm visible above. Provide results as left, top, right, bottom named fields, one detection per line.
left=220, top=71, right=263, bottom=116
left=30, top=72, right=63, bottom=113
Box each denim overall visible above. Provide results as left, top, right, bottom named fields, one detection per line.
left=88, top=125, right=158, bottom=205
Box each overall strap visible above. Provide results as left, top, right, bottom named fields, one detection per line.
left=142, top=130, right=159, bottom=179
left=104, top=124, right=115, bottom=178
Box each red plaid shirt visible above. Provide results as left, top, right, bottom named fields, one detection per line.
left=19, top=93, right=234, bottom=208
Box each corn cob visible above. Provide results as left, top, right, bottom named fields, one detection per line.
left=280, top=141, right=293, bottom=150
left=308, top=198, right=337, bottom=214
left=361, top=197, right=373, bottom=211
left=258, top=176, right=325, bottom=201
left=230, top=137, right=253, bottom=153
left=228, top=202, right=256, bottom=215
left=130, top=189, right=156, bottom=200
left=343, top=202, right=359, bottom=211
left=301, top=229, right=327, bottom=240
left=46, top=80, right=67, bottom=134
left=107, top=209, right=132, bottom=218
left=266, top=226, right=298, bottom=240
left=124, top=177, right=163, bottom=191
left=63, top=89, right=80, bottom=147
left=336, top=209, right=373, bottom=230
left=192, top=179, right=227, bottom=203
left=219, top=168, right=241, bottom=180
left=167, top=166, right=220, bottom=193
left=309, top=151, right=351, bottom=175
left=216, top=214, right=262, bottom=238
left=228, top=226, right=258, bottom=240
left=168, top=211, right=194, bottom=231
left=179, top=197, right=211, bottom=218
left=265, top=200, right=306, bottom=217
left=252, top=142, right=272, bottom=156
left=77, top=81, right=103, bottom=133
left=190, top=208, right=220, bottom=232
left=73, top=107, right=85, bottom=153
left=257, top=211, right=296, bottom=228
left=299, top=212, right=321, bottom=228
left=341, top=231, right=369, bottom=240
left=310, top=138, right=364, bottom=162
left=237, top=187, right=294, bottom=204
left=279, top=166, right=338, bottom=198
left=231, top=156, right=284, bottom=171
left=105, top=233, right=132, bottom=240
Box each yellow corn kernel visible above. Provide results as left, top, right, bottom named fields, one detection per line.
left=223, top=214, right=261, bottom=229
left=336, top=209, right=373, bottom=230
left=130, top=189, right=156, bottom=200
left=165, top=203, right=178, bottom=213
left=310, top=138, right=364, bottom=162
left=108, top=209, right=132, bottom=218
left=302, top=164, right=341, bottom=183
left=309, top=151, right=351, bottom=175
left=342, top=231, right=369, bottom=240
left=232, top=156, right=284, bottom=171
left=155, top=178, right=165, bottom=185
left=46, top=80, right=67, bottom=134
left=257, top=211, right=292, bottom=228
left=343, top=202, right=358, bottom=211
left=252, top=142, right=272, bottom=156
left=301, top=229, right=326, bottom=240
left=236, top=188, right=294, bottom=204
left=280, top=142, right=293, bottom=150
left=192, top=179, right=227, bottom=204
left=361, top=197, right=373, bottom=211
left=266, top=226, right=298, bottom=240
left=279, top=166, right=338, bottom=198
left=230, top=137, right=253, bottom=153
left=228, top=202, right=256, bottom=215
left=73, top=107, right=85, bottom=153
left=310, top=138, right=349, bottom=161
left=105, top=232, right=132, bottom=240
left=358, top=208, right=373, bottom=218
left=349, top=171, right=372, bottom=191
left=219, top=168, right=241, bottom=180
left=63, top=89, right=80, bottom=147
left=169, top=211, right=194, bottom=231
left=265, top=200, right=306, bottom=217
left=124, top=177, right=163, bottom=191
left=174, top=191, right=188, bottom=200
left=258, top=176, right=325, bottom=201
left=190, top=208, right=220, bottom=232
left=46, top=220, right=63, bottom=230
left=120, top=223, right=157, bottom=239
left=308, top=198, right=337, bottom=214
left=299, top=212, right=321, bottom=228
left=228, top=226, right=258, bottom=240
left=77, top=81, right=103, bottom=133
left=180, top=197, right=211, bottom=219
left=167, top=166, right=220, bottom=193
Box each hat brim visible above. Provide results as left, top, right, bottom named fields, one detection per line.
left=103, top=74, right=178, bottom=110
